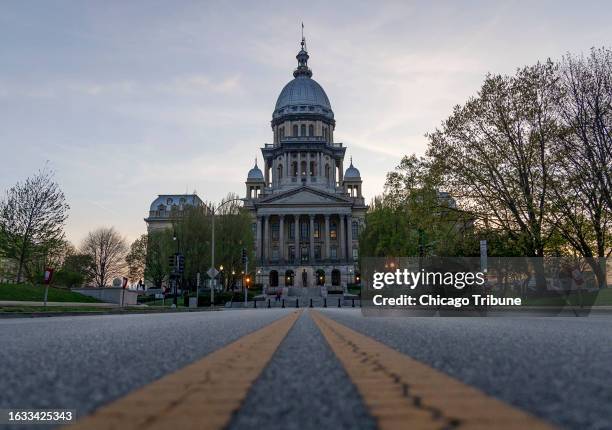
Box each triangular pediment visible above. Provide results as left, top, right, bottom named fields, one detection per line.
left=259, top=186, right=351, bottom=206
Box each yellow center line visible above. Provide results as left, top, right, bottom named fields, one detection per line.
left=311, top=310, right=556, bottom=430
left=67, top=310, right=302, bottom=430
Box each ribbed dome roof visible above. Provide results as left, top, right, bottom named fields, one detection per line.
left=275, top=76, right=331, bottom=111
left=344, top=159, right=361, bottom=179
left=272, top=39, right=334, bottom=121
left=247, top=160, right=264, bottom=181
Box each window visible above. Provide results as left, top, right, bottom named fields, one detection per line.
left=288, top=246, right=295, bottom=261
left=285, top=270, right=294, bottom=286
left=272, top=223, right=279, bottom=241
left=323, top=128, right=328, bottom=141
left=352, top=221, right=359, bottom=238
left=330, top=246, right=337, bottom=259
left=300, top=124, right=306, bottom=136
left=300, top=161, right=307, bottom=176
left=279, top=127, right=284, bottom=139
left=278, top=164, right=283, bottom=180
left=271, top=247, right=279, bottom=261
left=167, top=198, right=173, bottom=205
left=300, top=221, right=309, bottom=240
left=269, top=270, right=279, bottom=287
left=309, top=161, right=315, bottom=176
left=330, top=222, right=337, bottom=239
left=332, top=269, right=341, bottom=286
left=179, top=197, right=186, bottom=204
left=158, top=204, right=166, bottom=212
left=293, top=125, right=298, bottom=136
left=289, top=222, right=295, bottom=239
left=352, top=248, right=359, bottom=260
left=325, top=164, right=330, bottom=180
left=251, top=222, right=257, bottom=235
left=308, top=124, right=314, bottom=136
left=301, top=246, right=309, bottom=262
left=314, top=222, right=320, bottom=239
left=292, top=161, right=298, bottom=177
left=314, top=246, right=321, bottom=260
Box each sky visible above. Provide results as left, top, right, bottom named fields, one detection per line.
left=1, top=0, right=610, bottom=245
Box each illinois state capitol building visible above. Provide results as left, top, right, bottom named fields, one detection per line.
left=244, top=38, right=367, bottom=293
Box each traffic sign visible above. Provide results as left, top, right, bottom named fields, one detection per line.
left=207, top=267, right=219, bottom=279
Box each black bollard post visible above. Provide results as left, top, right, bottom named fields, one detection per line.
left=282, top=299, right=285, bottom=308
left=324, top=298, right=327, bottom=308
left=338, top=297, right=341, bottom=308
left=296, top=298, right=299, bottom=308
left=254, top=299, right=257, bottom=309
left=352, top=298, right=355, bottom=307
left=268, top=299, right=271, bottom=308
left=310, top=298, right=313, bottom=308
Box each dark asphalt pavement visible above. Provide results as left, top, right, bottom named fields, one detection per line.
left=322, top=309, right=612, bottom=430
left=1, top=309, right=609, bottom=430
left=0, top=309, right=292, bottom=427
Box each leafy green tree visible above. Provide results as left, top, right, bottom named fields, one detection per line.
left=54, top=253, right=93, bottom=288
left=126, top=234, right=147, bottom=283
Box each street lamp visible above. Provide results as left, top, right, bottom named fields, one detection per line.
left=172, top=229, right=180, bottom=307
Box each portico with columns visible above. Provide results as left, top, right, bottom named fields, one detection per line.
left=244, top=36, right=366, bottom=294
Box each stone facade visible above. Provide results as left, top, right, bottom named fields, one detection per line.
left=244, top=38, right=367, bottom=293
left=145, top=194, right=205, bottom=232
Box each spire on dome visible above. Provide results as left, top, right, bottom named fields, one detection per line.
left=294, top=23, right=312, bottom=78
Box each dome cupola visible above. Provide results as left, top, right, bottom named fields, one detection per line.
left=272, top=35, right=334, bottom=124
left=344, top=158, right=361, bottom=180
left=247, top=159, right=264, bottom=181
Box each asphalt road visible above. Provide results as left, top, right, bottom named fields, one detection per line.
left=322, top=309, right=612, bottom=430
left=1, top=309, right=610, bottom=430
left=0, top=309, right=292, bottom=427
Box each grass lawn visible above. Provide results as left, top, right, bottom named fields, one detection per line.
left=0, top=283, right=102, bottom=303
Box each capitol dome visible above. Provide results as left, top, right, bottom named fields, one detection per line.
left=272, top=42, right=334, bottom=122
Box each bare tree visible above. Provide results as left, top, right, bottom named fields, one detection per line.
left=81, top=227, right=128, bottom=287
left=0, top=167, right=69, bottom=282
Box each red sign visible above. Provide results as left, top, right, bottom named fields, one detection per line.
left=122, top=277, right=128, bottom=289
left=43, top=268, right=54, bottom=285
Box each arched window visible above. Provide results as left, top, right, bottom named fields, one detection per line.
left=277, top=164, right=283, bottom=180
left=300, top=124, right=306, bottom=136
left=323, top=128, right=328, bottom=141
left=300, top=160, right=307, bottom=176
left=309, top=161, right=316, bottom=176
left=293, top=125, right=298, bottom=136
left=292, top=161, right=298, bottom=177
left=269, top=270, right=279, bottom=287
left=308, top=124, right=314, bottom=136
left=157, top=204, right=166, bottom=212
left=316, top=269, right=325, bottom=286
left=332, top=269, right=341, bottom=286
left=279, top=127, right=284, bottom=140
left=285, top=270, right=294, bottom=286
left=325, top=164, right=330, bottom=180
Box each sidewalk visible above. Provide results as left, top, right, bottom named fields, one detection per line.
left=0, top=301, right=118, bottom=308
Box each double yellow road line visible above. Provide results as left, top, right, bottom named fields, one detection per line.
left=69, top=310, right=555, bottom=430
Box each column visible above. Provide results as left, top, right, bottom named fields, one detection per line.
left=264, top=215, right=270, bottom=261
left=297, top=153, right=302, bottom=178
left=309, top=215, right=315, bottom=263
left=346, top=214, right=353, bottom=262
left=294, top=214, right=300, bottom=264
left=339, top=214, right=346, bottom=260
left=339, top=159, right=344, bottom=182
left=324, top=215, right=330, bottom=260
left=284, top=153, right=288, bottom=184
left=256, top=216, right=262, bottom=262
left=318, top=152, right=322, bottom=177
left=279, top=215, right=285, bottom=262
left=264, top=160, right=269, bottom=186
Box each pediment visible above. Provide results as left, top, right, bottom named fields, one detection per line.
left=259, top=187, right=350, bottom=206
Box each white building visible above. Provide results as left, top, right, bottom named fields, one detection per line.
left=244, top=37, right=367, bottom=294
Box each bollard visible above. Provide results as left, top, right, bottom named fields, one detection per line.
left=254, top=299, right=257, bottom=309
left=324, top=298, right=327, bottom=308
left=282, top=299, right=285, bottom=308
left=338, top=297, right=341, bottom=308
left=296, top=298, right=299, bottom=308
left=352, top=298, right=355, bottom=308
left=268, top=299, right=271, bottom=308
left=310, top=298, right=313, bottom=308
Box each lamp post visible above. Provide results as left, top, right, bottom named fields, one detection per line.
left=172, top=229, right=180, bottom=307
left=203, top=198, right=244, bottom=307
